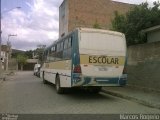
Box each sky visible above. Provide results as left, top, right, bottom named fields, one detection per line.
left=1, top=0, right=158, bottom=51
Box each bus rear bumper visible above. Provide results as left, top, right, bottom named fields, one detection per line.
left=72, top=74, right=127, bottom=87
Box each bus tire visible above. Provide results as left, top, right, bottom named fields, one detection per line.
left=43, top=72, right=47, bottom=84
left=56, top=75, right=64, bottom=94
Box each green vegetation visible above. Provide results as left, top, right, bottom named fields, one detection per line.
left=12, top=45, right=45, bottom=66
left=25, top=50, right=33, bottom=59
left=16, top=54, right=28, bottom=70
left=93, top=20, right=101, bottom=29
left=33, top=45, right=46, bottom=63
left=112, top=1, right=160, bottom=46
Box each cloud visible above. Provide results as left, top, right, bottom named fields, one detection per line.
left=1, top=0, right=63, bottom=50
left=2, top=0, right=157, bottom=50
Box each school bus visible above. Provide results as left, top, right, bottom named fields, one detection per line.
left=40, top=28, right=127, bottom=94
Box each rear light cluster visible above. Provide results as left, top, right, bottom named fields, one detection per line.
left=74, top=65, right=81, bottom=73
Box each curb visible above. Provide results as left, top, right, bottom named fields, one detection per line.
left=102, top=89, right=160, bottom=110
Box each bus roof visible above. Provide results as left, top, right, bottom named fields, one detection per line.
left=76, top=28, right=125, bottom=37
left=44, top=41, right=57, bottom=51
left=44, top=28, right=125, bottom=51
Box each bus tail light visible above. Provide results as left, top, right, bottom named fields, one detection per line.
left=123, top=66, right=127, bottom=74
left=74, top=65, right=82, bottom=73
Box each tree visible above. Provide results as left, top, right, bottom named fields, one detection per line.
left=112, top=1, right=160, bottom=46
left=33, top=45, right=46, bottom=63
left=16, top=54, right=28, bottom=70
left=25, top=50, right=33, bottom=59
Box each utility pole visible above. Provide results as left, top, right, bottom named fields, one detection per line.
left=6, top=34, right=17, bottom=71
left=0, top=0, right=2, bottom=74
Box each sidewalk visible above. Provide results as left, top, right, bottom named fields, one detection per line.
left=102, top=86, right=160, bottom=110
left=0, top=70, right=15, bottom=82
left=0, top=71, right=6, bottom=82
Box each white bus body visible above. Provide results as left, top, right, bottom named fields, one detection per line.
left=41, top=28, right=127, bottom=93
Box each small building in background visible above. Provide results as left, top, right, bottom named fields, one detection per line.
left=11, top=49, right=39, bottom=71
left=142, top=25, right=160, bottom=43
left=59, top=0, right=134, bottom=37
left=10, top=49, right=25, bottom=71
left=22, top=59, right=39, bottom=71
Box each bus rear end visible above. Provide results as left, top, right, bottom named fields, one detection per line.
left=72, top=28, right=127, bottom=88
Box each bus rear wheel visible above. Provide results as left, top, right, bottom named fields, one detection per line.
left=56, top=75, right=64, bottom=94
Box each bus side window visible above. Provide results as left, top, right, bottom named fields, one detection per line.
left=57, top=43, right=61, bottom=52
left=63, top=37, right=72, bottom=59
left=68, top=37, right=72, bottom=48
left=67, top=37, right=72, bottom=58
left=63, top=39, right=68, bottom=59
left=60, top=42, right=64, bottom=51
left=51, top=46, right=56, bottom=52
left=50, top=46, right=56, bottom=61
left=46, top=50, right=50, bottom=62
left=56, top=42, right=63, bottom=60
left=43, top=51, right=47, bottom=62
left=64, top=39, right=68, bottom=49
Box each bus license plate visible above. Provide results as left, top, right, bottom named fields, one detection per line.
left=98, top=66, right=108, bottom=71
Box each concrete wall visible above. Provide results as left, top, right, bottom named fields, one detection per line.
left=147, top=29, right=160, bottom=43
left=8, top=58, right=18, bottom=70
left=127, top=42, right=160, bottom=92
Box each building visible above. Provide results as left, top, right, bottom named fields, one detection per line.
left=9, top=49, right=25, bottom=71
left=59, top=0, right=134, bottom=37
left=22, top=59, right=39, bottom=71
left=0, top=45, right=11, bottom=70
left=142, top=25, right=160, bottom=43
left=1, top=46, right=39, bottom=71
left=11, top=49, right=38, bottom=71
